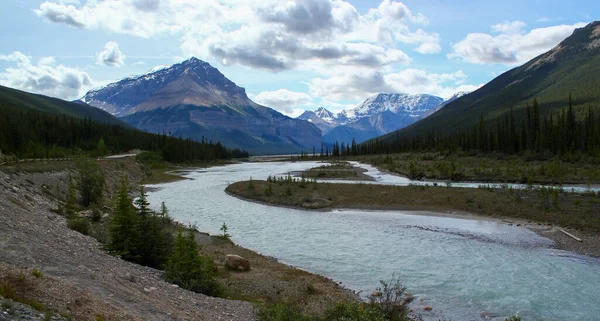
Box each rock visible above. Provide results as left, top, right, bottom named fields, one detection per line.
left=125, top=273, right=136, bottom=283
left=371, top=291, right=383, bottom=297
left=480, top=311, right=497, bottom=319
left=225, top=254, right=250, bottom=271
left=78, top=210, right=93, bottom=218
left=423, top=306, right=433, bottom=311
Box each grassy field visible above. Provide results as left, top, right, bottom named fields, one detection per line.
left=227, top=179, right=600, bottom=232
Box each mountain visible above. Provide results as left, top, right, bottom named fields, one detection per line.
left=0, top=85, right=126, bottom=126
left=297, top=107, right=351, bottom=134
left=81, top=58, right=322, bottom=154
left=319, top=93, right=444, bottom=144
left=352, top=93, right=444, bottom=119
left=378, top=21, right=600, bottom=142
left=421, top=91, right=470, bottom=119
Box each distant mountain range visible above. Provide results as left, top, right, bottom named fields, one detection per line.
left=81, top=58, right=321, bottom=154
left=377, top=20, right=600, bottom=143
left=81, top=57, right=462, bottom=153
left=298, top=93, right=465, bottom=144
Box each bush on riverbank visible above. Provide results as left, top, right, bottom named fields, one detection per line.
left=256, top=276, right=409, bottom=321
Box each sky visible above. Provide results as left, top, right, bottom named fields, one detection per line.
left=0, top=0, right=597, bottom=117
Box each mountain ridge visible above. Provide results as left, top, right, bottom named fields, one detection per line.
left=299, top=93, right=457, bottom=144
left=81, top=58, right=322, bottom=155
left=376, top=21, right=600, bottom=143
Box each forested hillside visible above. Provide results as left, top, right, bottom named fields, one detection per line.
left=0, top=87, right=247, bottom=162
left=358, top=97, right=600, bottom=157
left=374, top=21, right=600, bottom=147
left=0, top=85, right=126, bottom=125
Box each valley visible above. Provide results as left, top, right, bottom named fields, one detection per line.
left=1, top=2, right=600, bottom=320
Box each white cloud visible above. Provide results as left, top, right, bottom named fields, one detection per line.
left=36, top=0, right=437, bottom=72
left=449, top=22, right=587, bottom=65
left=491, top=20, right=526, bottom=34
left=0, top=51, right=93, bottom=100
left=251, top=89, right=314, bottom=115
left=309, top=68, right=474, bottom=100
left=96, top=41, right=125, bottom=67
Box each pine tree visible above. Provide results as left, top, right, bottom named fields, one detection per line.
left=76, top=160, right=105, bottom=207
left=108, top=177, right=141, bottom=263
left=164, top=230, right=220, bottom=295
left=160, top=201, right=169, bottom=221
left=135, top=186, right=172, bottom=268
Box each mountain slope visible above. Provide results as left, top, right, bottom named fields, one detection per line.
left=81, top=58, right=322, bottom=154
left=0, top=85, right=126, bottom=126
left=320, top=93, right=444, bottom=144
left=380, top=21, right=600, bottom=142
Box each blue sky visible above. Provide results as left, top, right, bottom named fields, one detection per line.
left=0, top=0, right=597, bottom=116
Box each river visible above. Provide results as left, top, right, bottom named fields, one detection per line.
left=146, top=161, right=600, bottom=321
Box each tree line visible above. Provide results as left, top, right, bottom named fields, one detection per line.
left=322, top=96, right=600, bottom=158
left=0, top=105, right=248, bottom=162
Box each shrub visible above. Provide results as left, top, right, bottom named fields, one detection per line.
left=256, top=303, right=311, bottom=321
left=367, top=275, right=408, bottom=321
left=67, top=217, right=90, bottom=235
left=164, top=230, right=221, bottom=296
left=89, top=202, right=103, bottom=222
left=31, top=269, right=43, bottom=278
left=323, top=302, right=387, bottom=321
left=264, top=184, right=273, bottom=196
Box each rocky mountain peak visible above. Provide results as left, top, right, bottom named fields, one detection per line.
left=81, top=57, right=250, bottom=116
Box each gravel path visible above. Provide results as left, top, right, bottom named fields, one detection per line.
left=0, top=170, right=257, bottom=321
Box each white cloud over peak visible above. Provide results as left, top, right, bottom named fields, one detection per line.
left=251, top=89, right=314, bottom=115
left=309, top=68, right=473, bottom=100
left=449, top=21, right=587, bottom=65
left=0, top=52, right=93, bottom=100
left=96, top=41, right=126, bottom=67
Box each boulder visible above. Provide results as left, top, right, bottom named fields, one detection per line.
left=77, top=210, right=93, bottom=218
left=423, top=306, right=433, bottom=311
left=225, top=254, right=250, bottom=271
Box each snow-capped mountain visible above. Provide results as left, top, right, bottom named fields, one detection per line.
left=297, top=107, right=353, bottom=134
left=352, top=93, right=444, bottom=119
left=80, top=57, right=321, bottom=154
left=81, top=57, right=251, bottom=117
left=297, top=93, right=448, bottom=144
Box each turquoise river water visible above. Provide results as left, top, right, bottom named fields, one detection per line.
left=146, top=161, right=600, bottom=321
